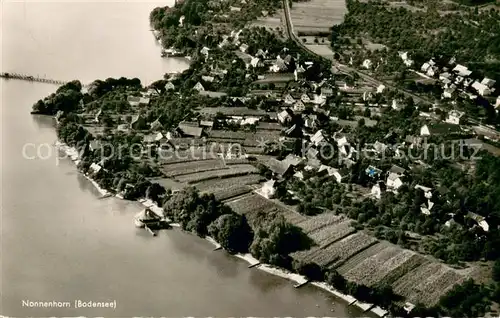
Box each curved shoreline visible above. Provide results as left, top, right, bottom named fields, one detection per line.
left=54, top=138, right=386, bottom=317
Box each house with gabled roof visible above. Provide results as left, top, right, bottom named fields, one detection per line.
left=293, top=100, right=305, bottom=113
left=310, top=130, right=327, bottom=147
left=420, top=123, right=462, bottom=136
left=283, top=93, right=296, bottom=105
left=452, top=64, right=472, bottom=77
left=177, top=122, right=204, bottom=138
left=318, top=165, right=344, bottom=183
left=201, top=75, right=215, bottom=83
left=277, top=109, right=293, bottom=124
left=164, top=82, right=175, bottom=91
left=193, top=82, right=205, bottom=92
left=445, top=110, right=465, bottom=125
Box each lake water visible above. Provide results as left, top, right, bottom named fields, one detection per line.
left=1, top=1, right=365, bottom=316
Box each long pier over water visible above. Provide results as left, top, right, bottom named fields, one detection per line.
left=1, top=72, right=69, bottom=85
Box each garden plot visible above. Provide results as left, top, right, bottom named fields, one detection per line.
left=174, top=164, right=258, bottom=184
left=308, top=220, right=356, bottom=247
left=336, top=242, right=391, bottom=275
left=158, top=149, right=218, bottom=164
left=225, top=193, right=294, bottom=225
left=406, top=264, right=465, bottom=306
left=309, top=232, right=378, bottom=267
left=358, top=249, right=417, bottom=287
left=161, top=159, right=226, bottom=177
left=392, top=262, right=440, bottom=300
left=422, top=269, right=466, bottom=305
left=296, top=213, right=347, bottom=234
left=375, top=253, right=427, bottom=287
left=213, top=185, right=253, bottom=201
left=194, top=174, right=263, bottom=193
left=290, top=0, right=347, bottom=34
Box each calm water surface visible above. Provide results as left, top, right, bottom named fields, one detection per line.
left=1, top=1, right=365, bottom=316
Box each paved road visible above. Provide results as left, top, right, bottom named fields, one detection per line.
left=282, top=0, right=433, bottom=106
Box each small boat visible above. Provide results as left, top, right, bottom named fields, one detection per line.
left=134, top=208, right=162, bottom=228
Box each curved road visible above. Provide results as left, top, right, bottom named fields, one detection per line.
left=282, top=0, right=433, bottom=106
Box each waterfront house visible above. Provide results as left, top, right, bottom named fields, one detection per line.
left=164, top=82, right=175, bottom=91
left=89, top=163, right=102, bottom=175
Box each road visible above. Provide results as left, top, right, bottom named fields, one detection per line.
left=281, top=0, right=433, bottom=106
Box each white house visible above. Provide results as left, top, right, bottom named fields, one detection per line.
left=468, top=212, right=489, bottom=232
left=200, top=46, right=210, bottom=57
left=399, top=52, right=413, bottom=67
left=420, top=200, right=434, bottom=215
left=277, top=109, right=292, bottom=124
left=452, top=64, right=472, bottom=77
left=89, top=162, right=102, bottom=174
left=472, top=81, right=492, bottom=96
left=312, top=94, right=326, bottom=105
left=445, top=110, right=465, bottom=125
left=362, top=59, right=373, bottom=69
left=311, top=130, right=326, bottom=147
left=481, top=77, right=496, bottom=88
left=415, top=184, right=432, bottom=199
left=293, top=100, right=305, bottom=113
left=201, top=75, right=215, bottom=83
left=387, top=172, right=403, bottom=191
left=164, top=82, right=175, bottom=91
left=376, top=84, right=386, bottom=94
left=284, top=93, right=295, bottom=105
left=250, top=57, right=262, bottom=68
left=442, top=86, right=456, bottom=99
left=363, top=91, right=373, bottom=101
left=301, top=94, right=311, bottom=103
left=495, top=96, right=500, bottom=109
left=371, top=182, right=385, bottom=199
left=391, top=99, right=402, bottom=111
left=193, top=82, right=205, bottom=92
left=239, top=43, right=249, bottom=53
left=319, top=165, right=343, bottom=183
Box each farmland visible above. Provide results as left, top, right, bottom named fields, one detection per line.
left=174, top=164, right=258, bottom=183
left=193, top=174, right=263, bottom=193
left=290, top=0, right=347, bottom=34
left=226, top=192, right=306, bottom=225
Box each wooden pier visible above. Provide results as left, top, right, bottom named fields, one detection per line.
left=1, top=72, right=69, bottom=86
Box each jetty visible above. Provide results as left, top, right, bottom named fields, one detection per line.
left=1, top=72, right=69, bottom=86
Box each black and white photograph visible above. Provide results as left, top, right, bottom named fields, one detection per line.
left=1, top=0, right=500, bottom=316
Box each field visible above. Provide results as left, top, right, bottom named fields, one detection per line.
left=161, top=158, right=251, bottom=177
left=212, top=185, right=253, bottom=201
left=193, top=174, right=263, bottom=193
left=226, top=192, right=306, bottom=225
left=199, top=107, right=268, bottom=116
left=290, top=0, right=347, bottom=34
left=174, top=164, right=258, bottom=184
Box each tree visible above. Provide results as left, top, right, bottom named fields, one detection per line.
left=208, top=214, right=253, bottom=253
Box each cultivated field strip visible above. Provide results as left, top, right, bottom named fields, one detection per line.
left=161, top=159, right=226, bottom=177
left=405, top=264, right=452, bottom=305
left=296, top=213, right=346, bottom=234
left=310, top=232, right=378, bottom=267
left=212, top=185, right=252, bottom=201
left=342, top=246, right=402, bottom=283
left=309, top=220, right=356, bottom=247
left=375, top=254, right=427, bottom=287
left=336, top=242, right=391, bottom=275
left=423, top=269, right=466, bottom=305
left=159, top=150, right=218, bottom=164
left=360, top=249, right=417, bottom=287
left=193, top=174, right=263, bottom=192
left=174, top=164, right=258, bottom=183
left=284, top=211, right=308, bottom=225
left=392, top=262, right=440, bottom=300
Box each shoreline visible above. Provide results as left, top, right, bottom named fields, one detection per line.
left=55, top=138, right=387, bottom=317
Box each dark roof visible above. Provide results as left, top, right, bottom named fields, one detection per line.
left=428, top=123, right=462, bottom=135
left=389, top=165, right=406, bottom=175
